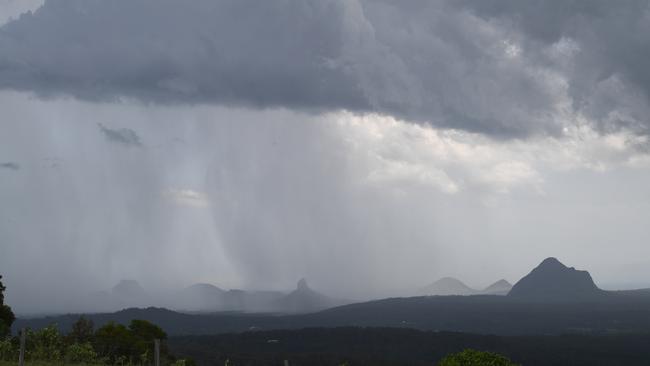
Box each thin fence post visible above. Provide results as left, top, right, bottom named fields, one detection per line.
left=18, top=328, right=25, bottom=366
left=154, top=339, right=160, bottom=366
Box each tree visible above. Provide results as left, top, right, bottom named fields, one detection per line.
left=29, top=325, right=64, bottom=362
left=128, top=319, right=166, bottom=342
left=69, top=316, right=94, bottom=344
left=0, top=275, right=16, bottom=337
left=438, top=349, right=519, bottom=366
left=129, top=319, right=168, bottom=364
left=94, top=319, right=168, bottom=364
left=65, top=342, right=97, bottom=364
left=94, top=322, right=137, bottom=364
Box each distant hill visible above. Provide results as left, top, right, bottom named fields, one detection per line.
left=419, top=277, right=476, bottom=296
left=16, top=292, right=650, bottom=337
left=224, top=289, right=285, bottom=313
left=112, top=279, right=147, bottom=299
left=273, top=279, right=343, bottom=313
left=16, top=257, right=650, bottom=336
left=508, top=258, right=603, bottom=301
left=111, top=280, right=149, bottom=307
left=89, top=279, right=343, bottom=314
left=480, top=280, right=512, bottom=295
left=176, top=283, right=225, bottom=311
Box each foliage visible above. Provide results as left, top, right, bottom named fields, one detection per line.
left=94, top=319, right=170, bottom=365
left=0, top=317, right=172, bottom=365
left=128, top=320, right=166, bottom=342
left=130, top=319, right=167, bottom=364
left=0, top=276, right=15, bottom=338
left=93, top=322, right=137, bottom=364
left=27, top=325, right=64, bottom=362
left=0, top=338, right=12, bottom=360
left=438, top=349, right=519, bottom=366
left=65, top=342, right=97, bottom=364
left=69, top=316, right=95, bottom=344
left=170, top=359, right=196, bottom=366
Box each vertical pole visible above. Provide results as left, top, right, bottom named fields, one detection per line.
left=284, top=360, right=289, bottom=366
left=18, top=328, right=25, bottom=366
left=154, top=339, right=160, bottom=366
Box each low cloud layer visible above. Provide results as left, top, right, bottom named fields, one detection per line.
left=0, top=161, right=19, bottom=170
left=0, top=0, right=43, bottom=25
left=1, top=0, right=650, bottom=138
left=98, top=124, right=143, bottom=147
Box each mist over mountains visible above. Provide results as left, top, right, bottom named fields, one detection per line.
left=14, top=257, right=650, bottom=339
left=3, top=2, right=650, bottom=363
left=419, top=278, right=513, bottom=296
left=75, top=278, right=347, bottom=315
left=33, top=257, right=648, bottom=316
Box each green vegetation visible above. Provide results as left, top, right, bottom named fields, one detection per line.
left=0, top=276, right=16, bottom=338
left=0, top=319, right=192, bottom=366
left=438, top=349, right=519, bottom=366
left=0, top=278, right=191, bottom=366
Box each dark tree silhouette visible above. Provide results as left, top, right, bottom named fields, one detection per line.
left=0, top=275, right=16, bottom=337
left=94, top=319, right=170, bottom=364
left=69, top=316, right=94, bottom=344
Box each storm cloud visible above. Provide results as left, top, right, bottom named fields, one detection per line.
left=0, top=161, right=19, bottom=170
left=2, top=1, right=650, bottom=315
left=98, top=123, right=143, bottom=147
left=1, top=0, right=650, bottom=137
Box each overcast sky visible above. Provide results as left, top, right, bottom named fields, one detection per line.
left=2, top=0, right=650, bottom=314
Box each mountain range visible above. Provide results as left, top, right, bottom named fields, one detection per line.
left=14, top=257, right=650, bottom=336
left=419, top=278, right=513, bottom=296
left=83, top=278, right=346, bottom=314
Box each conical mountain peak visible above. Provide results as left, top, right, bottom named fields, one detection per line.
left=509, top=257, right=602, bottom=300
left=297, top=278, right=310, bottom=291
left=492, top=279, right=512, bottom=286
left=538, top=257, right=566, bottom=269
left=420, top=277, right=476, bottom=296
left=481, top=279, right=513, bottom=295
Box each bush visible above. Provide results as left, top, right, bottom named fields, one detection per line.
left=438, top=349, right=519, bottom=366
left=0, top=337, right=13, bottom=361
left=93, top=322, right=137, bottom=364
left=28, top=325, right=63, bottom=362
left=65, top=342, right=97, bottom=364
left=69, top=316, right=95, bottom=344
left=94, top=319, right=170, bottom=365
left=1, top=317, right=173, bottom=365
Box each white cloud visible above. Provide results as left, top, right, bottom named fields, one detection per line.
left=0, top=0, right=43, bottom=25
left=333, top=112, right=650, bottom=197
left=163, top=188, right=210, bottom=208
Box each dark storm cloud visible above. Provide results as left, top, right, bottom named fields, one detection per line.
left=1, top=0, right=650, bottom=137
left=98, top=123, right=142, bottom=147
left=455, top=0, right=650, bottom=135
left=0, top=161, right=19, bottom=170
left=0, top=0, right=368, bottom=110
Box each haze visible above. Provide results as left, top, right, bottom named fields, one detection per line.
left=1, top=0, right=650, bottom=315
